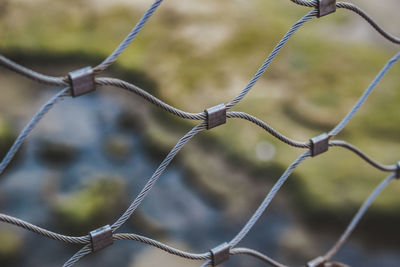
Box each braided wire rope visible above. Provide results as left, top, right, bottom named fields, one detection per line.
left=0, top=0, right=399, bottom=266
left=0, top=87, right=71, bottom=175
left=322, top=174, right=396, bottom=262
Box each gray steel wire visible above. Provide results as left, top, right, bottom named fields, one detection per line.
left=96, top=77, right=206, bottom=120
left=199, top=151, right=313, bottom=267
left=63, top=232, right=213, bottom=267
left=227, top=112, right=310, bottom=148
left=329, top=140, right=396, bottom=172
left=92, top=0, right=164, bottom=73
left=63, top=122, right=207, bottom=266
left=230, top=248, right=288, bottom=267
left=114, top=234, right=210, bottom=260
left=0, top=1, right=399, bottom=266
left=0, top=87, right=71, bottom=175
left=111, top=122, right=207, bottom=231
left=201, top=247, right=289, bottom=267
left=0, top=55, right=67, bottom=86
left=329, top=52, right=400, bottom=137
left=63, top=245, right=92, bottom=267
left=336, top=2, right=400, bottom=44
left=290, top=0, right=318, bottom=8
left=226, top=10, right=317, bottom=110
left=229, top=151, right=311, bottom=247
left=290, top=1, right=400, bottom=44
left=323, top=174, right=396, bottom=261
left=0, top=214, right=90, bottom=244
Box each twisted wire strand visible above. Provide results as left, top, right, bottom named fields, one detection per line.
left=111, top=122, right=207, bottom=231
left=0, top=214, right=90, bottom=244
left=0, top=214, right=212, bottom=263
left=0, top=0, right=164, bottom=83
left=329, top=140, right=396, bottom=172
left=0, top=1, right=400, bottom=267
left=229, top=151, right=311, bottom=247
left=114, top=233, right=210, bottom=260
left=63, top=245, right=92, bottom=267
left=322, top=174, right=396, bottom=262
left=227, top=112, right=310, bottom=148
left=230, top=247, right=288, bottom=267
left=92, top=0, right=164, bottom=73
left=290, top=1, right=400, bottom=45
left=63, top=123, right=206, bottom=266
left=289, top=0, right=318, bottom=8
left=329, top=51, right=400, bottom=137
left=226, top=10, right=317, bottom=110
left=0, top=87, right=71, bottom=175
left=200, top=260, right=212, bottom=267
left=0, top=55, right=68, bottom=86
left=336, top=2, right=400, bottom=45
left=96, top=78, right=206, bottom=120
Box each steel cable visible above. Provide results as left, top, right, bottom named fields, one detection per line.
left=329, top=140, right=396, bottom=172
left=114, top=233, right=210, bottom=260
left=92, top=0, right=164, bottom=73
left=0, top=55, right=68, bottom=86
left=0, top=87, right=71, bottom=175
left=0, top=214, right=90, bottom=244
left=322, top=174, right=396, bottom=261
left=329, top=51, right=400, bottom=137
left=230, top=247, right=288, bottom=267
left=290, top=1, right=400, bottom=45
left=226, top=10, right=317, bottom=109
left=227, top=112, right=310, bottom=148
left=229, top=151, right=310, bottom=247
left=0, top=1, right=399, bottom=266
left=96, top=77, right=206, bottom=120
left=111, top=122, right=206, bottom=231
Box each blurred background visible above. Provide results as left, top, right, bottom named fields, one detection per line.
left=0, top=0, right=400, bottom=266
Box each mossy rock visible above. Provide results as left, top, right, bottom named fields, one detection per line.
left=52, top=176, right=127, bottom=234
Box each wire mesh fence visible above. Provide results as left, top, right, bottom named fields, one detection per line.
left=0, top=0, right=399, bottom=266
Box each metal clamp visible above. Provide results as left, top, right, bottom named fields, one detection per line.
left=310, top=133, right=329, bottom=157
left=205, top=104, right=227, bottom=130
left=318, top=0, right=336, bottom=17
left=90, top=225, right=113, bottom=252
left=210, top=242, right=230, bottom=266
left=396, top=161, right=400, bottom=179
left=307, top=256, right=325, bottom=267
left=68, top=66, right=96, bottom=97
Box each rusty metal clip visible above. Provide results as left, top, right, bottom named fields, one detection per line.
left=210, top=242, right=230, bottom=266
left=318, top=0, right=336, bottom=18
left=90, top=225, right=113, bottom=252
left=310, top=133, right=329, bottom=157
left=205, top=104, right=227, bottom=130
left=68, top=66, right=96, bottom=97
